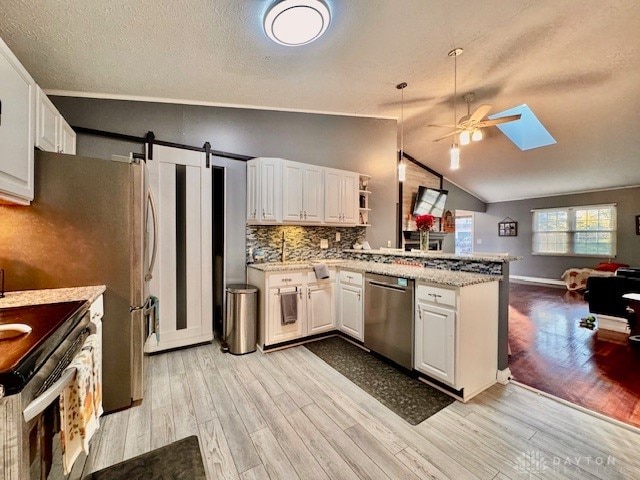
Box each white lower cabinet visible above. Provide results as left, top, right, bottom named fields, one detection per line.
left=415, top=301, right=455, bottom=385
left=268, top=285, right=306, bottom=344
left=307, top=283, right=335, bottom=335
left=337, top=270, right=364, bottom=341
left=248, top=267, right=336, bottom=348
left=413, top=281, right=499, bottom=401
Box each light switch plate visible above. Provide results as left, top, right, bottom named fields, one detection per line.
left=335, top=232, right=341, bottom=241
left=320, top=239, right=329, bottom=249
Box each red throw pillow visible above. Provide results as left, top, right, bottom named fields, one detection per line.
left=595, top=262, right=629, bottom=272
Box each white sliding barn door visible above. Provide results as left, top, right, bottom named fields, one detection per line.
left=145, top=145, right=213, bottom=352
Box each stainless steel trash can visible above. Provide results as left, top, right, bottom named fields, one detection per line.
left=224, top=284, right=258, bottom=354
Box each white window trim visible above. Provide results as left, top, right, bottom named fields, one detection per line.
left=531, top=203, right=617, bottom=258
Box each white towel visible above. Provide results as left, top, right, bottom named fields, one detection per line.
left=280, top=291, right=298, bottom=325
left=60, top=348, right=99, bottom=474
left=313, top=263, right=330, bottom=280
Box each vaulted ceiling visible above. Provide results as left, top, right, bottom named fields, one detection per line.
left=1, top=0, right=639, bottom=202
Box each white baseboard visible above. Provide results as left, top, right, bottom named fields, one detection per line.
left=497, top=368, right=512, bottom=385
left=510, top=275, right=565, bottom=287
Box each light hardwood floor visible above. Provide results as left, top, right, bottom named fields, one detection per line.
left=69, top=341, right=640, bottom=479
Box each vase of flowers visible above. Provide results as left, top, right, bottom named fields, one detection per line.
left=415, top=214, right=435, bottom=251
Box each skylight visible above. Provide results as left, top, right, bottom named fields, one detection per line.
left=488, top=104, right=556, bottom=151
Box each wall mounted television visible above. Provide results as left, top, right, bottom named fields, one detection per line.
left=412, top=187, right=448, bottom=217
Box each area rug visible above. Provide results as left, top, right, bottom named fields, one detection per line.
left=84, top=435, right=206, bottom=480
left=305, top=336, right=454, bottom=425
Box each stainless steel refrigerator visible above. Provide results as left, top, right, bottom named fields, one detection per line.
left=0, top=150, right=156, bottom=412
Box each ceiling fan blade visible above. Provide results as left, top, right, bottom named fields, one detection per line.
left=428, top=124, right=461, bottom=128
left=432, top=131, right=458, bottom=142
left=477, top=114, right=522, bottom=128
left=469, top=104, right=493, bottom=124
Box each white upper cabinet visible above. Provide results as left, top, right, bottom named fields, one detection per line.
left=247, top=157, right=282, bottom=224
left=282, top=161, right=324, bottom=222
left=36, top=86, right=76, bottom=154
left=58, top=117, right=77, bottom=154
left=246, top=158, right=362, bottom=227
left=35, top=87, right=59, bottom=152
left=246, top=160, right=259, bottom=221
left=324, top=168, right=358, bottom=225
left=259, top=158, right=281, bottom=222
left=0, top=37, right=35, bottom=204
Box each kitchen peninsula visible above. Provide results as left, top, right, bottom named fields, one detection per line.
left=248, top=251, right=514, bottom=401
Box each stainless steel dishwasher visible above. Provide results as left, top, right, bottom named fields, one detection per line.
left=364, top=272, right=414, bottom=369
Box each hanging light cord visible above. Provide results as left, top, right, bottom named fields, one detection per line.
left=400, top=86, right=404, bottom=156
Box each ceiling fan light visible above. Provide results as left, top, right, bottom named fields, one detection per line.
left=264, top=0, right=331, bottom=46
left=472, top=129, right=483, bottom=142
left=459, top=130, right=471, bottom=146
left=450, top=143, right=460, bottom=170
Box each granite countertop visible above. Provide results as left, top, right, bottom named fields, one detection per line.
left=249, top=261, right=500, bottom=287
left=343, top=249, right=521, bottom=263
left=0, top=285, right=106, bottom=309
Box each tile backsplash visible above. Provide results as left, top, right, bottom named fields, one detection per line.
left=247, top=225, right=366, bottom=263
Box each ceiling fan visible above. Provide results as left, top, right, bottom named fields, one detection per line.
left=429, top=92, right=522, bottom=144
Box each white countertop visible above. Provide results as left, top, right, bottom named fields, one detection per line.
left=343, top=249, right=521, bottom=263
left=248, top=261, right=500, bottom=287
left=0, top=286, right=106, bottom=309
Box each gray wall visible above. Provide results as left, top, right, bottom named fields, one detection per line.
left=51, top=96, right=398, bottom=282
left=441, top=179, right=487, bottom=253
left=474, top=187, right=640, bottom=279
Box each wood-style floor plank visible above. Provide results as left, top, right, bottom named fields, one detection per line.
left=250, top=428, right=299, bottom=480
left=239, top=464, right=270, bottom=480
left=198, top=418, right=240, bottom=480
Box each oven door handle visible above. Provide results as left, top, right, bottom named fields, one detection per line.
left=23, top=368, right=77, bottom=423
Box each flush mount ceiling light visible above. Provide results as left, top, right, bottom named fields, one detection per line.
left=264, top=0, right=331, bottom=46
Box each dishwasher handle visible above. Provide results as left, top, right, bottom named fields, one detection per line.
left=367, top=280, right=409, bottom=293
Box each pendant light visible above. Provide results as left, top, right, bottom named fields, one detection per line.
left=448, top=48, right=463, bottom=170
left=397, top=82, right=408, bottom=182
left=472, top=129, right=483, bottom=142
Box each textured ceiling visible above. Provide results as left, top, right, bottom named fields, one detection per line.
left=1, top=0, right=639, bottom=202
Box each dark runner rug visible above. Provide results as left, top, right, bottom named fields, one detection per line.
left=305, top=336, right=454, bottom=425
left=84, top=435, right=206, bottom=480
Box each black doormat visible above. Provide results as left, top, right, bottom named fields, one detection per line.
left=84, top=436, right=206, bottom=480
left=305, top=336, right=454, bottom=425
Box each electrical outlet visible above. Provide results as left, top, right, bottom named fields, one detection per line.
left=476, top=238, right=483, bottom=245
left=335, top=232, right=341, bottom=241
left=320, top=239, right=329, bottom=249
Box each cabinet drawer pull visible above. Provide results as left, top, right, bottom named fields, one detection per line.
left=428, top=293, right=442, bottom=298
left=262, top=209, right=265, bottom=218
left=304, top=211, right=307, bottom=219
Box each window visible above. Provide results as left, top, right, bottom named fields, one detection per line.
left=532, top=204, right=616, bottom=257
left=455, top=214, right=474, bottom=254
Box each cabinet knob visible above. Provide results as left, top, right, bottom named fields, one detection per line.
left=304, top=211, right=307, bottom=220
left=262, top=209, right=265, bottom=218
left=299, top=211, right=303, bottom=219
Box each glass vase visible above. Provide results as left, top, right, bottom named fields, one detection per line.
left=420, top=230, right=430, bottom=251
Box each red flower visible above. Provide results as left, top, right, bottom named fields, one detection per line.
left=415, top=214, right=435, bottom=232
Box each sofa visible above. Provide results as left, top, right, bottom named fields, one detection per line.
left=584, top=268, right=640, bottom=331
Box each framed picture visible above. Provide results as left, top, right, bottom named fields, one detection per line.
left=636, top=215, right=640, bottom=235
left=498, top=218, right=518, bottom=237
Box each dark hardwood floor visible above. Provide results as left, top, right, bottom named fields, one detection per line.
left=508, top=282, right=640, bottom=428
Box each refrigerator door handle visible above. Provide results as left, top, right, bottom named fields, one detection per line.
left=145, top=188, right=158, bottom=282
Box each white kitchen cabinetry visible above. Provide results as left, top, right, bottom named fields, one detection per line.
left=58, top=117, right=77, bottom=154
left=415, top=301, right=455, bottom=385
left=0, top=37, right=35, bottom=204
left=337, top=270, right=364, bottom=341
left=414, top=281, right=499, bottom=401
left=35, top=87, right=59, bottom=152
left=307, top=282, right=335, bottom=335
left=248, top=267, right=336, bottom=348
left=282, top=161, right=323, bottom=222
left=247, top=157, right=282, bottom=224
left=325, top=168, right=358, bottom=225
left=35, top=86, right=77, bottom=154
